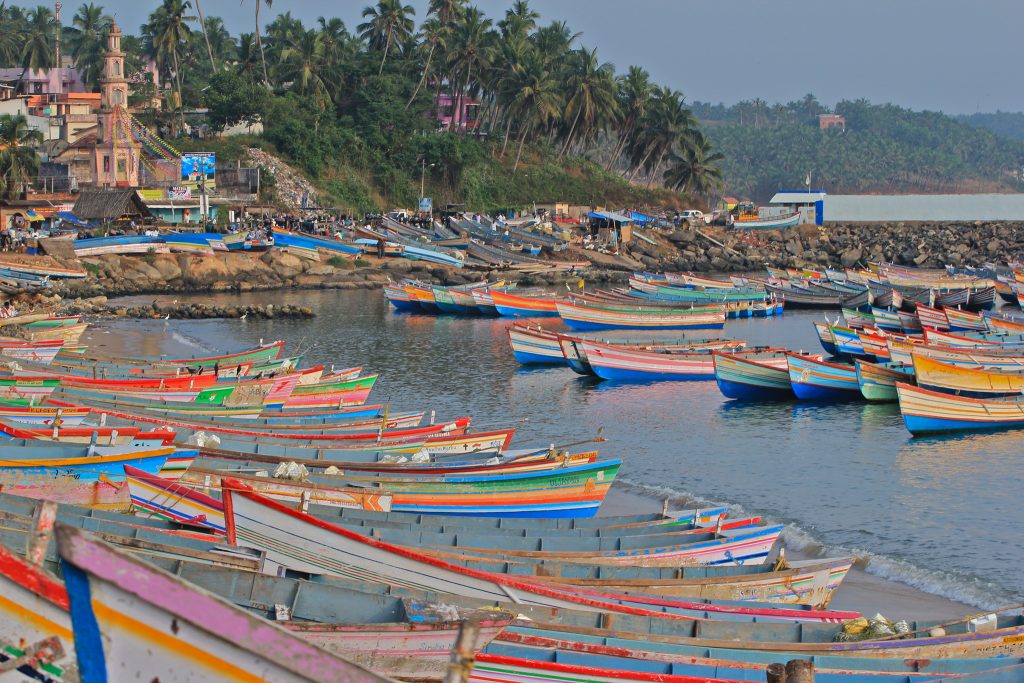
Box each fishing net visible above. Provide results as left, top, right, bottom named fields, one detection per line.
left=833, top=614, right=910, bottom=642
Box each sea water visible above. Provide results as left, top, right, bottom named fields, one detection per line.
left=101, top=288, right=1023, bottom=609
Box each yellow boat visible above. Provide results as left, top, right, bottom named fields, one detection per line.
left=912, top=352, right=1024, bottom=397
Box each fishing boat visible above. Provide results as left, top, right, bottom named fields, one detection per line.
left=897, top=382, right=1024, bottom=435
left=189, top=457, right=620, bottom=518
left=221, top=482, right=854, bottom=623
left=714, top=351, right=799, bottom=400
left=556, top=302, right=726, bottom=331
left=731, top=212, right=801, bottom=230
left=490, top=291, right=562, bottom=317
left=273, top=227, right=362, bottom=255
left=56, top=525, right=396, bottom=682
left=854, top=360, right=914, bottom=402
left=786, top=353, right=862, bottom=401
left=72, top=233, right=169, bottom=257
left=582, top=343, right=787, bottom=382
left=912, top=353, right=1024, bottom=398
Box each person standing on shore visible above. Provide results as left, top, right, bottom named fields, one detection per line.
left=376, top=238, right=386, bottom=258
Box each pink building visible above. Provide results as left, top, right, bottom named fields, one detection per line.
left=437, top=93, right=480, bottom=132
left=0, top=67, right=86, bottom=95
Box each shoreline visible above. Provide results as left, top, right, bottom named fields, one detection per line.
left=601, top=485, right=974, bottom=620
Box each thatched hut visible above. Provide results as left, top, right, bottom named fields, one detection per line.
left=72, top=189, right=154, bottom=223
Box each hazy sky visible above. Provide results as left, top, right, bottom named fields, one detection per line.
left=95, top=0, right=1021, bottom=114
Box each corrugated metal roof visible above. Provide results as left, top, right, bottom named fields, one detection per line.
left=771, top=191, right=827, bottom=204
left=823, top=194, right=1024, bottom=222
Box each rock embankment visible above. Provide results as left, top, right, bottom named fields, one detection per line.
left=9, top=220, right=1021, bottom=311
left=619, top=221, right=1024, bottom=273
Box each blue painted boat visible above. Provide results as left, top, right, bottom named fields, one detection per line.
left=813, top=322, right=841, bottom=357
left=714, top=351, right=795, bottom=400
left=72, top=234, right=167, bottom=256
left=787, top=353, right=862, bottom=401
left=275, top=228, right=362, bottom=255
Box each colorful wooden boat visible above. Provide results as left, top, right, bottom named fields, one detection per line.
left=854, top=360, right=914, bottom=402
left=731, top=211, right=801, bottom=229
left=383, top=283, right=417, bottom=311
left=786, top=353, right=862, bottom=401
left=273, top=226, right=362, bottom=255
left=490, top=291, right=563, bottom=317
left=897, top=382, right=1024, bottom=435
left=191, top=457, right=619, bottom=518
left=583, top=343, right=786, bottom=382
left=912, top=353, right=1024, bottom=398
left=714, top=351, right=798, bottom=400
left=56, top=525, right=395, bottom=683
left=556, top=301, right=726, bottom=331
left=222, top=481, right=854, bottom=624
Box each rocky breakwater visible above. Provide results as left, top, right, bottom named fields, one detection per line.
left=618, top=221, right=1024, bottom=273
left=51, top=251, right=398, bottom=299
left=61, top=296, right=314, bottom=320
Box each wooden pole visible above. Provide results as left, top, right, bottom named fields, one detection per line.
left=27, top=500, right=57, bottom=566
left=443, top=620, right=480, bottom=683
left=785, top=658, right=815, bottom=683
left=766, top=663, right=786, bottom=683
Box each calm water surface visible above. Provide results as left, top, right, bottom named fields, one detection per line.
left=101, top=289, right=1024, bottom=608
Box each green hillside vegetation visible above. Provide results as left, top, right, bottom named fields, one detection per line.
left=0, top=0, right=715, bottom=212
left=957, top=111, right=1024, bottom=142
left=692, top=96, right=1024, bottom=200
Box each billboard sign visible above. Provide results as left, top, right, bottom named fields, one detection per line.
left=418, top=197, right=432, bottom=213
left=181, top=153, right=216, bottom=193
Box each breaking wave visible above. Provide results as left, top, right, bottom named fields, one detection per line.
left=615, top=478, right=1017, bottom=611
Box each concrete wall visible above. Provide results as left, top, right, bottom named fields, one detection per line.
left=822, top=194, right=1024, bottom=222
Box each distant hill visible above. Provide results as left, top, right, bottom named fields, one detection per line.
left=956, top=111, right=1024, bottom=141
left=692, top=97, right=1024, bottom=201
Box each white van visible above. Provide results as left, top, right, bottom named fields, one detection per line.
left=679, top=210, right=708, bottom=224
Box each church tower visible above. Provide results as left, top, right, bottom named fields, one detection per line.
left=94, top=21, right=140, bottom=187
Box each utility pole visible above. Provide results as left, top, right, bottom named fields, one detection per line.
left=54, top=0, right=62, bottom=93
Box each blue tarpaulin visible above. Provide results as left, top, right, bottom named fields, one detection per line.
left=630, top=211, right=656, bottom=225
left=56, top=212, right=95, bottom=227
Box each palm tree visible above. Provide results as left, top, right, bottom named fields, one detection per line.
left=276, top=29, right=330, bottom=107
left=235, top=32, right=261, bottom=80
left=204, top=16, right=236, bottom=64
left=504, top=49, right=562, bottom=171
left=664, top=131, right=724, bottom=197
left=191, top=0, right=215, bottom=71
left=446, top=6, right=493, bottom=133
left=606, top=65, right=650, bottom=171
left=405, top=17, right=447, bottom=109
left=0, top=3, right=27, bottom=66
left=20, top=6, right=55, bottom=79
left=64, top=3, right=112, bottom=87
left=145, top=0, right=194, bottom=134
left=358, top=0, right=415, bottom=75
left=558, top=46, right=617, bottom=157
left=251, top=0, right=272, bottom=84
left=627, top=86, right=698, bottom=186
left=0, top=114, right=43, bottom=199
left=530, top=20, right=579, bottom=69
left=499, top=0, right=537, bottom=40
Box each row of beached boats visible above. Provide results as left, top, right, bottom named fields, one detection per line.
left=4, top=327, right=1024, bottom=680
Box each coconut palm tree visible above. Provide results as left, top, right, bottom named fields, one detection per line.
left=204, top=16, right=236, bottom=64
left=20, top=6, right=55, bottom=79
left=628, top=86, right=697, bottom=186
left=276, top=28, right=330, bottom=107
left=145, top=0, right=194, bottom=134
left=250, top=0, right=272, bottom=84
left=504, top=48, right=562, bottom=171
left=235, top=32, right=261, bottom=80
left=64, top=3, right=112, bottom=87
left=499, top=0, right=537, bottom=40
left=191, top=0, right=215, bottom=71
left=405, top=17, right=447, bottom=109
left=664, top=131, right=724, bottom=197
left=0, top=3, right=27, bottom=66
left=358, top=0, right=415, bottom=75
left=445, top=6, right=493, bottom=133
left=558, top=46, right=617, bottom=157
left=0, top=114, right=43, bottom=199
left=530, top=20, right=579, bottom=69
left=606, top=65, right=650, bottom=171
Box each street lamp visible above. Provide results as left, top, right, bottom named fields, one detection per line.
left=420, top=159, right=435, bottom=201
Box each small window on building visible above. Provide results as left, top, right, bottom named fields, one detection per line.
left=113, top=90, right=123, bottom=106
left=117, top=158, right=126, bottom=175
left=103, top=156, right=110, bottom=173
left=113, top=62, right=120, bottom=77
